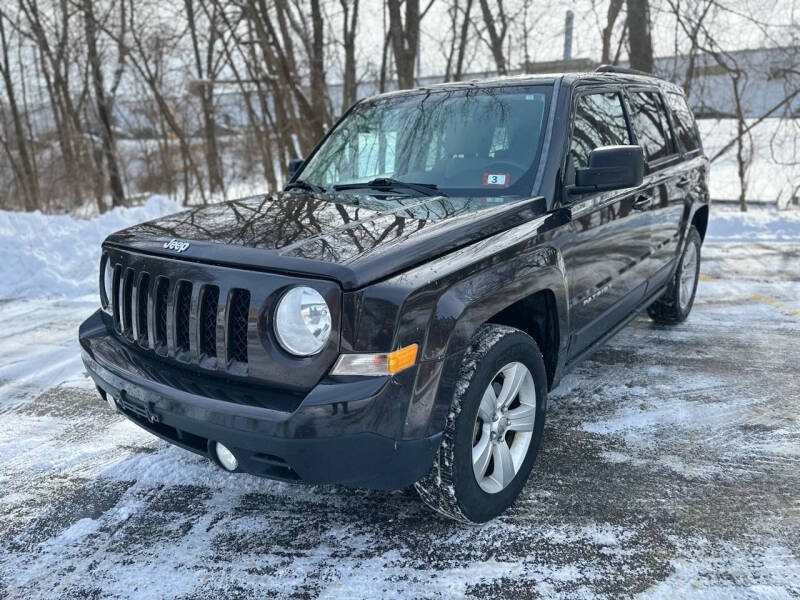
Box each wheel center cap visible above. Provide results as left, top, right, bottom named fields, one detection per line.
left=492, top=415, right=508, bottom=437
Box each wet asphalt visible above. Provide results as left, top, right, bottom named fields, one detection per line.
left=0, top=242, right=798, bottom=599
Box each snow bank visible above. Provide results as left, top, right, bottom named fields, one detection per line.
left=0, top=196, right=181, bottom=300
left=706, top=204, right=800, bottom=242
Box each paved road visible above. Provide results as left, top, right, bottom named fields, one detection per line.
left=1, top=242, right=799, bottom=599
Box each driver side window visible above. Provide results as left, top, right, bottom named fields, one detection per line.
left=569, top=92, right=630, bottom=170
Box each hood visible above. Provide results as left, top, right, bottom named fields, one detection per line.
left=105, top=192, right=546, bottom=289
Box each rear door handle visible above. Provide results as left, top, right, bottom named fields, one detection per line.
left=676, top=176, right=691, bottom=188
left=632, top=195, right=652, bottom=210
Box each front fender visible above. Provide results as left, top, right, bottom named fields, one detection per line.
left=404, top=245, right=570, bottom=439
left=424, top=251, right=567, bottom=360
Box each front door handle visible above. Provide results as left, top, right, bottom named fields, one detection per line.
left=632, top=195, right=652, bottom=210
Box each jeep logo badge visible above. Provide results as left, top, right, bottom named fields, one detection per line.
left=163, top=239, right=190, bottom=253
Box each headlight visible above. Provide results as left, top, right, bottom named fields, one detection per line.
left=102, top=256, right=115, bottom=309
left=274, top=286, right=331, bottom=356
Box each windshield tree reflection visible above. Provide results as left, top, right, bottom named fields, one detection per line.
left=300, top=85, right=551, bottom=197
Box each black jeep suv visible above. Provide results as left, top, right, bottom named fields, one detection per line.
left=80, top=68, right=709, bottom=522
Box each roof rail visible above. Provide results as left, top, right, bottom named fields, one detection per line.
left=595, top=64, right=653, bottom=77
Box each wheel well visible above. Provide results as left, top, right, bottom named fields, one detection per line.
left=692, top=205, right=709, bottom=243
left=485, top=289, right=559, bottom=389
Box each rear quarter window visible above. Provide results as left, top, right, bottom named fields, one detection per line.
left=666, top=92, right=701, bottom=152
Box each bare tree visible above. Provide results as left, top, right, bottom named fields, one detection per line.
left=703, top=45, right=753, bottom=211
left=601, top=0, right=624, bottom=65
left=287, top=0, right=332, bottom=139
left=83, top=0, right=126, bottom=210
left=212, top=2, right=278, bottom=188
left=379, top=3, right=392, bottom=93
left=387, top=0, right=421, bottom=89
left=113, top=0, right=207, bottom=205
left=442, top=0, right=474, bottom=82
left=186, top=0, right=225, bottom=196
left=664, top=0, right=800, bottom=210
left=626, top=0, right=653, bottom=72
left=339, top=0, right=358, bottom=108
left=0, top=9, right=39, bottom=211
left=246, top=0, right=328, bottom=154
left=477, top=0, right=508, bottom=75
left=663, top=0, right=715, bottom=96
left=19, top=0, right=98, bottom=207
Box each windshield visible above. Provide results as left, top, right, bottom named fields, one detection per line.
left=298, top=84, right=552, bottom=197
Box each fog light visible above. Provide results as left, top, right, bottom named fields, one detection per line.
left=215, top=442, right=238, bottom=471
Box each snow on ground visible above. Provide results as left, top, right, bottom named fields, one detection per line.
left=0, top=202, right=799, bottom=598
left=0, top=298, right=97, bottom=406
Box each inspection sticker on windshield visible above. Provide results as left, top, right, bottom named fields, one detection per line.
left=482, top=172, right=510, bottom=187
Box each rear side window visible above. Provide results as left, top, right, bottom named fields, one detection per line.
left=627, top=91, right=676, bottom=162
left=569, top=92, right=630, bottom=168
left=666, top=92, right=701, bottom=152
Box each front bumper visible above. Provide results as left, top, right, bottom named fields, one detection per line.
left=79, top=310, right=441, bottom=490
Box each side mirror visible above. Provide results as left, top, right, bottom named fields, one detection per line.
left=288, top=158, right=304, bottom=179
left=570, top=145, right=644, bottom=194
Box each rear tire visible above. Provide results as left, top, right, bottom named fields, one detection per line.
left=648, top=226, right=702, bottom=325
left=414, top=324, right=547, bottom=523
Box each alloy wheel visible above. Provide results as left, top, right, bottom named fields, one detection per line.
left=679, top=241, right=699, bottom=311
left=472, top=362, right=537, bottom=494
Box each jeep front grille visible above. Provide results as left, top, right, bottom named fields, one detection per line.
left=110, top=262, right=252, bottom=374
left=101, top=247, right=340, bottom=390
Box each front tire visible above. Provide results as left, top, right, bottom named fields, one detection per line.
left=414, top=324, right=548, bottom=523
left=648, top=225, right=702, bottom=324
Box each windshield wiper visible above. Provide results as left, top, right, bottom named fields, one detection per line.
left=285, top=179, right=327, bottom=194
left=334, top=178, right=444, bottom=197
